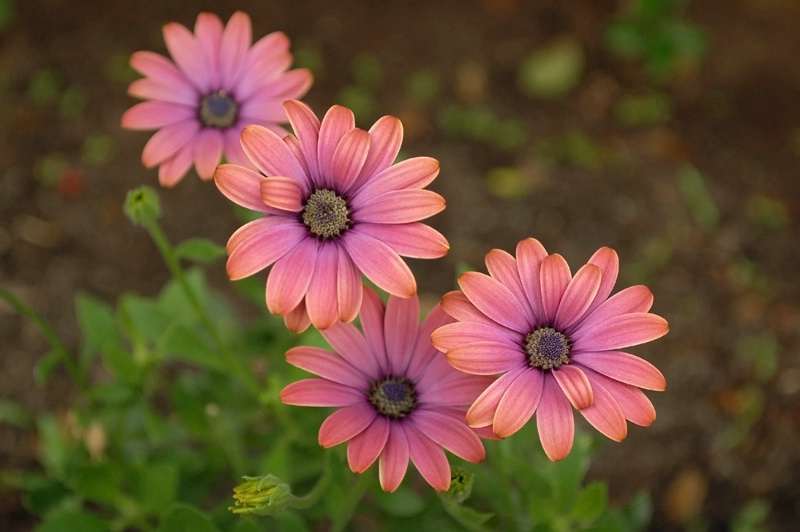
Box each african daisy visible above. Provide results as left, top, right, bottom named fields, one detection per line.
left=280, top=287, right=491, bottom=492
left=122, top=11, right=312, bottom=186
left=431, top=238, right=668, bottom=461
left=214, top=100, right=449, bottom=332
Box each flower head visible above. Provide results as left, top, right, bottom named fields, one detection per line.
left=214, top=100, right=449, bottom=332
left=432, top=238, right=668, bottom=461
left=122, top=11, right=312, bottom=187
left=280, top=288, right=491, bottom=492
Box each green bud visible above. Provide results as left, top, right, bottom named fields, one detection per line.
left=123, top=186, right=161, bottom=226
left=444, top=468, right=474, bottom=504
left=230, top=475, right=292, bottom=516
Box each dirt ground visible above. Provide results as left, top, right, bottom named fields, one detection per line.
left=2, top=0, right=799, bottom=530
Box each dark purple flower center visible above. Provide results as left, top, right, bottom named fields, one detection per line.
left=368, top=376, right=417, bottom=419
left=302, top=189, right=351, bottom=240
left=200, top=90, right=238, bottom=128
left=525, top=327, right=571, bottom=370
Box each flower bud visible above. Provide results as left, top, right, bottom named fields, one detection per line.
left=230, top=475, right=292, bottom=516
left=123, top=186, right=161, bottom=227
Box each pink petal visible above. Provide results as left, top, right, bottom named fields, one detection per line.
left=446, top=341, right=525, bottom=375
left=597, top=376, right=657, bottom=426
left=121, top=101, right=195, bottom=130
left=337, top=249, right=363, bottom=324
left=240, top=125, right=307, bottom=182
left=127, top=78, right=196, bottom=106
left=353, top=222, right=448, bottom=259
left=431, top=321, right=519, bottom=352
left=379, top=422, right=410, bottom=492
left=411, top=410, right=485, bottom=462
left=515, top=238, right=549, bottom=322
left=213, top=164, right=268, bottom=212
left=540, top=253, right=572, bottom=325
left=350, top=115, right=403, bottom=191
left=226, top=217, right=304, bottom=280
left=239, top=97, right=290, bottom=123
left=572, top=350, right=666, bottom=391
left=404, top=423, right=451, bottom=491
left=382, top=293, right=420, bottom=375
left=466, top=369, right=524, bottom=428
left=321, top=322, right=382, bottom=381
left=418, top=371, right=494, bottom=407
left=458, top=272, right=530, bottom=333
left=536, top=375, right=574, bottom=461
left=319, top=404, right=376, bottom=447
left=485, top=248, right=535, bottom=325
left=260, top=176, right=305, bottom=212
left=157, top=141, right=194, bottom=187
left=578, top=377, right=627, bottom=441
left=576, top=285, right=655, bottom=331
left=353, top=190, right=445, bottom=224
left=407, top=303, right=453, bottom=379
left=266, top=240, right=316, bottom=315
left=280, top=379, right=363, bottom=407
left=163, top=22, right=209, bottom=91
left=262, top=68, right=314, bottom=99
left=241, top=31, right=290, bottom=75
left=573, top=313, right=669, bottom=352
left=493, top=368, right=544, bottom=437
left=342, top=231, right=416, bottom=297
left=284, top=100, right=321, bottom=180
left=330, top=128, right=371, bottom=192
left=129, top=51, right=193, bottom=89
left=317, top=105, right=355, bottom=188
left=585, top=247, right=619, bottom=315
left=285, top=346, right=369, bottom=388
left=193, top=128, right=224, bottom=179
left=552, top=365, right=593, bottom=410
left=219, top=11, right=252, bottom=90
left=222, top=128, right=251, bottom=167
left=555, top=263, right=601, bottom=330
left=283, top=300, right=312, bottom=333
left=440, top=291, right=498, bottom=328
left=347, top=416, right=389, bottom=473
left=194, top=12, right=224, bottom=88
left=141, top=120, right=199, bottom=167
left=359, top=287, right=388, bottom=369
left=236, top=53, right=293, bottom=101
left=355, top=156, right=440, bottom=198
left=305, top=243, right=339, bottom=330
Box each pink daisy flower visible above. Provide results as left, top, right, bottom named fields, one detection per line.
left=121, top=11, right=313, bottom=187
left=280, top=288, right=491, bottom=492
left=431, top=238, right=668, bottom=461
left=214, top=100, right=449, bottom=332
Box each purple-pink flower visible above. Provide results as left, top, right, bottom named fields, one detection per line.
left=431, top=238, right=668, bottom=461
left=280, top=288, right=491, bottom=492
left=214, top=100, right=449, bottom=332
left=121, top=11, right=312, bottom=187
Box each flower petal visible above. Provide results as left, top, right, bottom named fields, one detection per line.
left=141, top=120, right=199, bottom=167
left=343, top=231, right=416, bottom=297
left=431, top=321, right=519, bottom=352
left=552, top=365, right=593, bottom=410
left=540, top=253, right=572, bottom=325
left=466, top=369, right=522, bottom=428
left=555, top=263, right=601, bottom=331
left=578, top=376, right=627, bottom=441
left=194, top=12, right=224, bottom=88
left=157, top=141, right=194, bottom=187
left=240, top=124, right=306, bottom=181
left=214, top=164, right=268, bottom=212
left=337, top=249, right=363, bottom=324
left=572, top=350, right=665, bottom=391
left=379, top=422, right=410, bottom=492
left=350, top=115, right=403, bottom=191
left=226, top=216, right=304, bottom=280
left=284, top=100, right=321, bottom=180
left=359, top=287, right=388, bottom=369
left=129, top=51, right=193, bottom=90
left=353, top=189, right=445, bottom=224
left=220, top=11, right=252, bottom=90
left=260, top=176, right=304, bottom=212
left=440, top=291, right=498, bottom=327
left=127, top=77, right=196, bottom=106
left=404, top=423, right=450, bottom=491
left=383, top=293, right=420, bottom=375
left=347, top=416, right=390, bottom=473
left=493, top=368, right=544, bottom=438
left=446, top=341, right=525, bottom=375
left=330, top=128, right=370, bottom=192
left=355, top=156, right=439, bottom=198
left=486, top=248, right=535, bottom=325
left=354, top=222, right=448, bottom=259
left=536, top=375, right=574, bottom=461
left=412, top=410, right=485, bottom=463
left=266, top=240, right=316, bottom=315
left=585, top=247, right=619, bottom=315
left=121, top=101, right=195, bottom=130
left=193, top=128, right=224, bottom=179
left=285, top=346, right=369, bottom=388
left=317, top=105, right=355, bottom=188
left=283, top=300, right=312, bottom=333
left=319, top=404, right=376, bottom=447
left=458, top=272, right=530, bottom=333
left=577, top=285, right=655, bottom=331
left=280, top=379, right=363, bottom=407
left=306, top=243, right=339, bottom=330
left=163, top=21, right=209, bottom=91
left=322, top=322, right=382, bottom=381
left=573, top=313, right=669, bottom=352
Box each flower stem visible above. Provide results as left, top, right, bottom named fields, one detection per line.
left=331, top=467, right=372, bottom=532
left=142, top=219, right=260, bottom=397
left=0, top=285, right=86, bottom=391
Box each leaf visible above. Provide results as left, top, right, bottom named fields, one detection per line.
left=174, top=238, right=227, bottom=263
left=73, top=463, right=120, bottom=505
left=158, top=504, right=217, bottom=532
left=0, top=398, right=32, bottom=428
left=570, top=481, right=608, bottom=524
left=131, top=462, right=180, bottom=515
left=76, top=294, right=136, bottom=382
left=161, top=323, right=226, bottom=372
left=35, top=509, right=108, bottom=532
left=518, top=37, right=585, bottom=99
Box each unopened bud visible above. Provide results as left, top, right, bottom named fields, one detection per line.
left=124, top=186, right=161, bottom=227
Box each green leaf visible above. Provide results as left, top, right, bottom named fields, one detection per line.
left=570, top=481, right=608, bottom=524
left=161, top=323, right=226, bottom=372
left=132, top=462, right=180, bottom=515
left=33, top=349, right=62, bottom=387
left=0, top=397, right=32, bottom=428
left=118, top=293, right=168, bottom=343
left=73, top=463, right=120, bottom=505
left=518, top=37, right=584, bottom=99
left=158, top=504, right=217, bottom=532
left=174, top=238, right=226, bottom=263
left=677, top=165, right=719, bottom=229
left=35, top=509, right=108, bottom=532
left=76, top=294, right=136, bottom=382
left=21, top=479, right=72, bottom=516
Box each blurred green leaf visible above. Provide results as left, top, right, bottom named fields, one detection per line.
left=0, top=398, right=31, bottom=428
left=405, top=69, right=441, bottom=104
left=80, top=135, right=115, bottom=166
left=373, top=483, right=426, bottom=517
left=570, top=481, right=608, bottom=523
left=731, top=498, right=770, bottom=532
left=614, top=93, right=672, bottom=126
left=27, top=70, right=61, bottom=106
left=745, top=194, right=790, bottom=230
left=73, top=463, right=120, bottom=505
left=132, top=462, right=180, bottom=515
left=518, top=36, right=584, bottom=99
left=60, top=85, right=89, bottom=117
left=174, top=238, right=227, bottom=263
left=677, top=165, right=719, bottom=229
left=351, top=53, right=383, bottom=88
left=158, top=504, right=217, bottom=532
left=35, top=509, right=108, bottom=532
left=33, top=349, right=62, bottom=387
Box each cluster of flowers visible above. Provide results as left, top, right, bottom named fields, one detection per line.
left=123, top=12, right=668, bottom=493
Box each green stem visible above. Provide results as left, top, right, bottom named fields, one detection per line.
left=143, top=220, right=260, bottom=397
left=0, top=285, right=86, bottom=391
left=331, top=468, right=372, bottom=532
left=288, top=455, right=333, bottom=510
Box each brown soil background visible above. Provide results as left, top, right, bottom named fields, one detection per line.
left=1, top=0, right=799, bottom=530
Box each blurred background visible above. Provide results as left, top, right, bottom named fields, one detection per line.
left=1, top=0, right=799, bottom=529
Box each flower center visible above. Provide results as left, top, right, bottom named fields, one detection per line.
left=302, top=189, right=351, bottom=239
left=199, top=90, right=238, bottom=128
left=525, top=327, right=571, bottom=370
left=368, top=377, right=417, bottom=419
